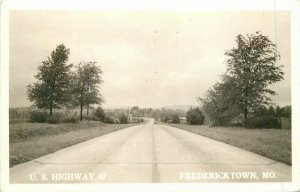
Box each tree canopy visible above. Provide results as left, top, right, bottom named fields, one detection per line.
left=27, top=44, right=72, bottom=115
left=199, top=32, right=284, bottom=126
left=72, top=61, right=104, bottom=120
left=225, top=31, right=283, bottom=121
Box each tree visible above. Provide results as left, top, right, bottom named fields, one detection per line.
left=119, top=113, right=128, bottom=124
left=186, top=107, right=205, bottom=125
left=171, top=114, right=180, bottom=124
left=72, top=61, right=104, bottom=121
left=94, top=106, right=106, bottom=122
left=268, top=106, right=275, bottom=116
left=199, top=75, right=240, bottom=126
left=274, top=106, right=282, bottom=117
left=27, top=44, right=72, bottom=115
left=225, top=31, right=284, bottom=123
left=281, top=105, right=291, bottom=118
left=253, top=105, right=269, bottom=117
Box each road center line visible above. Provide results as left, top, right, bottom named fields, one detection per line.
left=151, top=124, right=160, bottom=182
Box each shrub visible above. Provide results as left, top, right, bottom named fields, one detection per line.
left=30, top=111, right=48, bottom=123
left=244, top=116, right=280, bottom=129
left=83, top=115, right=98, bottom=121
left=61, top=117, right=78, bottom=123
left=105, top=116, right=115, bottom=124
left=171, top=114, right=180, bottom=124
left=94, top=107, right=106, bottom=122
left=229, top=122, right=243, bottom=127
left=47, top=114, right=60, bottom=124
left=186, top=107, right=205, bottom=125
left=161, top=116, right=170, bottom=123
left=119, top=114, right=128, bottom=124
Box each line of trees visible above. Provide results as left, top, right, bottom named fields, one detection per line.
left=199, top=32, right=284, bottom=127
left=27, top=44, right=104, bottom=121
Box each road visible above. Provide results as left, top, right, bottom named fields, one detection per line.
left=10, top=119, right=291, bottom=183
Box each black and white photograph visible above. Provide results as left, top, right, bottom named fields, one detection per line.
left=1, top=0, right=300, bottom=191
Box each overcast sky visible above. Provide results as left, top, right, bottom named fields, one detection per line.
left=9, top=10, right=290, bottom=108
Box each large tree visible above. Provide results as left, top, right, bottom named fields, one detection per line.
left=72, top=61, right=104, bottom=120
left=225, top=31, right=284, bottom=122
left=199, top=75, right=240, bottom=126
left=27, top=44, right=72, bottom=115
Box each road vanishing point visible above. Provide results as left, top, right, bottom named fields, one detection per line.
left=10, top=119, right=291, bottom=183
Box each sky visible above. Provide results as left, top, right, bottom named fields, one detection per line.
left=9, top=10, right=290, bottom=108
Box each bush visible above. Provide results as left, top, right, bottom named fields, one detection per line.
left=94, top=107, right=106, bottom=122
left=186, top=107, right=205, bottom=125
left=161, top=116, right=170, bottom=123
left=171, top=114, right=180, bottom=124
left=244, top=116, right=280, bottom=129
left=119, top=114, right=128, bottom=124
left=82, top=115, right=98, bottom=121
left=30, top=110, right=78, bottom=124
left=229, top=122, right=243, bottom=127
left=61, top=117, right=78, bottom=123
left=30, top=111, right=48, bottom=123
left=105, top=116, right=115, bottom=124
left=47, top=114, right=60, bottom=124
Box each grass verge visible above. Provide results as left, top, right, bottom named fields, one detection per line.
left=10, top=121, right=140, bottom=167
left=165, top=124, right=291, bottom=165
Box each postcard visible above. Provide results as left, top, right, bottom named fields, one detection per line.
left=1, top=0, right=300, bottom=191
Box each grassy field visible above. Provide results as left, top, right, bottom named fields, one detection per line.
left=166, top=124, right=291, bottom=165
left=10, top=121, right=140, bottom=167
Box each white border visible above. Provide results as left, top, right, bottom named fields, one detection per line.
left=1, top=0, right=300, bottom=192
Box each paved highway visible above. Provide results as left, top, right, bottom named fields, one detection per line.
left=10, top=119, right=291, bottom=183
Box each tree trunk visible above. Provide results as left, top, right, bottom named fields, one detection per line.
left=80, top=104, right=83, bottom=121
left=244, top=107, right=248, bottom=120
left=80, top=93, right=83, bottom=121
left=50, top=81, right=55, bottom=116
left=243, top=106, right=248, bottom=127
left=50, top=100, right=53, bottom=116
left=243, top=87, right=248, bottom=127
left=87, top=104, right=89, bottom=116
left=87, top=81, right=90, bottom=116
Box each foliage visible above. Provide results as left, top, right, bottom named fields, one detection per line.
left=104, top=116, right=115, bottom=124
left=72, top=61, right=104, bottom=120
left=151, top=108, right=185, bottom=123
left=119, top=113, right=128, bottom=124
left=199, top=32, right=284, bottom=127
left=94, top=106, right=106, bottom=122
left=244, top=116, right=280, bottom=129
left=225, top=31, right=283, bottom=121
left=275, top=106, right=282, bottom=117
left=29, top=110, right=78, bottom=124
left=47, top=114, right=61, bottom=124
left=268, top=106, right=275, bottom=116
left=27, top=44, right=73, bottom=115
left=30, top=111, right=48, bottom=123
left=171, top=114, right=180, bottom=124
left=253, top=106, right=269, bottom=117
left=199, top=75, right=240, bottom=126
left=61, top=117, right=78, bottom=123
left=186, top=107, right=205, bottom=125
left=280, top=105, right=291, bottom=118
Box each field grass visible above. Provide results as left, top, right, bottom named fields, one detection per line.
left=165, top=124, right=291, bottom=165
left=10, top=121, right=140, bottom=167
